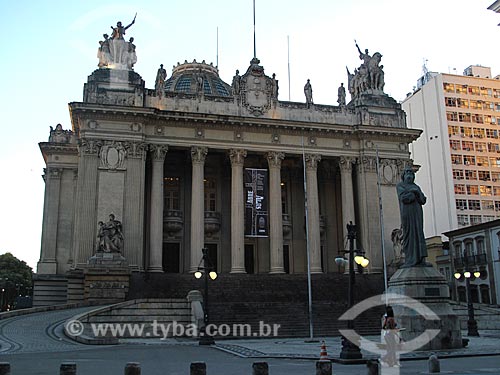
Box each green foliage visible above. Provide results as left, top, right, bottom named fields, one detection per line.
left=0, top=252, right=33, bottom=294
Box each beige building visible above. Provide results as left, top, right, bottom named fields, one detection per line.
left=34, top=29, right=419, bottom=305
left=402, top=66, right=500, bottom=238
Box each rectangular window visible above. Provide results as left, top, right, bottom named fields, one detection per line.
left=461, top=126, right=473, bottom=137
left=449, top=125, right=460, bottom=136
left=486, top=129, right=498, bottom=138
left=462, top=141, right=474, bottom=151
left=468, top=86, right=480, bottom=95
left=467, top=185, right=479, bottom=195
left=491, top=157, right=500, bottom=167
left=204, top=178, right=217, bottom=212
left=451, top=154, right=462, bottom=164
left=469, top=100, right=480, bottom=109
left=483, top=215, right=495, bottom=222
left=475, top=142, right=486, bottom=152
left=447, top=112, right=459, bottom=122
left=456, top=199, right=468, bottom=210
left=478, top=170, right=491, bottom=181
left=470, top=215, right=482, bottom=225
left=485, top=115, right=493, bottom=125
left=468, top=199, right=481, bottom=210
left=477, top=156, right=489, bottom=166
left=455, top=184, right=466, bottom=194
left=482, top=200, right=494, bottom=210
left=480, top=185, right=492, bottom=196
left=459, top=113, right=472, bottom=123
left=473, top=114, right=484, bottom=124
left=445, top=97, right=457, bottom=107
left=465, top=170, right=477, bottom=180
left=164, top=177, right=180, bottom=210
left=449, top=140, right=460, bottom=150
left=453, top=169, right=464, bottom=180
left=473, top=128, right=485, bottom=138
left=495, top=187, right=500, bottom=196
left=444, top=83, right=455, bottom=93
left=495, top=201, right=500, bottom=211
left=457, top=99, right=469, bottom=108
left=480, top=87, right=490, bottom=96
left=463, top=155, right=476, bottom=165
left=457, top=214, right=470, bottom=226
left=456, top=85, right=468, bottom=94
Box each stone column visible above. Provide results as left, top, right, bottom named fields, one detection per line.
left=190, top=146, right=208, bottom=272
left=37, top=167, right=63, bottom=274
left=123, top=142, right=147, bottom=271
left=305, top=154, right=322, bottom=273
left=339, top=156, right=356, bottom=240
left=266, top=151, right=285, bottom=274
left=148, top=144, right=168, bottom=272
left=229, top=149, right=247, bottom=273
left=356, top=155, right=382, bottom=273
left=73, top=139, right=101, bottom=267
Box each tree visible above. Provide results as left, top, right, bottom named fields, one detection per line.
left=0, top=252, right=33, bottom=310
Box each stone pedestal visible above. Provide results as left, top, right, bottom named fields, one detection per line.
left=387, top=266, right=462, bottom=350
left=84, top=253, right=130, bottom=304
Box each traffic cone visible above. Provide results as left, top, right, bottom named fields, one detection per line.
left=319, top=340, right=328, bottom=361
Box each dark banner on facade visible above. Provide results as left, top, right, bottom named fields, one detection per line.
left=244, top=168, right=269, bottom=237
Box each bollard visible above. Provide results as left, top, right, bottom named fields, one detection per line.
left=0, top=363, right=11, bottom=375
left=190, top=362, right=206, bottom=375
left=366, top=359, right=379, bottom=375
left=60, top=362, right=77, bottom=375
left=124, top=362, right=141, bottom=375
left=252, top=362, right=269, bottom=375
left=315, top=360, right=332, bottom=375
left=428, top=354, right=440, bottom=373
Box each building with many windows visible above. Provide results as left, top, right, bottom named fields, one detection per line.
left=33, top=24, right=419, bottom=305
left=402, top=65, right=500, bottom=238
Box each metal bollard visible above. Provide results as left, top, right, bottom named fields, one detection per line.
left=252, top=362, right=269, bottom=375
left=428, top=354, right=440, bottom=373
left=124, top=362, right=141, bottom=375
left=366, top=359, right=379, bottom=375
left=0, top=363, right=11, bottom=375
left=60, top=362, right=77, bottom=375
left=190, top=362, right=207, bottom=375
left=315, top=360, right=332, bottom=375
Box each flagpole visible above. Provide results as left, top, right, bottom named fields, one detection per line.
left=375, top=146, right=388, bottom=305
left=253, top=0, right=256, bottom=58
left=302, top=135, right=314, bottom=341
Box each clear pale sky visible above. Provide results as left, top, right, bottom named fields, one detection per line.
left=0, top=0, right=498, bottom=269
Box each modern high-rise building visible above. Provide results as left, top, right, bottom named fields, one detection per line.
left=403, top=65, right=500, bottom=238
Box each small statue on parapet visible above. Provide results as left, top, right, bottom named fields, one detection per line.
left=155, top=64, right=167, bottom=99
left=96, top=214, right=124, bottom=253
left=304, top=79, right=313, bottom=107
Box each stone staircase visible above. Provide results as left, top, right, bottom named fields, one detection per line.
left=451, top=302, right=500, bottom=331
left=128, top=273, right=386, bottom=338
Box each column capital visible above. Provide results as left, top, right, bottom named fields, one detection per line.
left=305, top=153, right=321, bottom=171
left=125, top=141, right=148, bottom=160
left=150, top=144, right=169, bottom=161
left=78, top=138, right=102, bottom=156
left=191, top=146, right=208, bottom=164
left=358, top=155, right=377, bottom=172
left=266, top=151, right=285, bottom=168
left=339, top=156, right=356, bottom=172
left=229, top=149, right=247, bottom=166
left=43, top=167, right=64, bottom=180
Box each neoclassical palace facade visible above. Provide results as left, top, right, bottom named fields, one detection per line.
left=34, top=41, right=420, bottom=304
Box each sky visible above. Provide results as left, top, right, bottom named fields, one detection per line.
left=0, top=0, right=499, bottom=270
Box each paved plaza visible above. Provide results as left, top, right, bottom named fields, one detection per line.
left=1, top=307, right=500, bottom=374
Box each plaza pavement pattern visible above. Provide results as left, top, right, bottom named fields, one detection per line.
left=1, top=306, right=500, bottom=363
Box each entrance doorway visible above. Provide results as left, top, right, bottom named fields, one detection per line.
left=245, top=244, right=255, bottom=274
left=162, top=243, right=180, bottom=273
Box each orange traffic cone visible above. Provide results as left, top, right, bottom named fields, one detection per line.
left=319, top=340, right=328, bottom=361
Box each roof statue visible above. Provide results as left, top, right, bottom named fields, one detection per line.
left=97, top=14, right=137, bottom=70
left=346, top=40, right=385, bottom=102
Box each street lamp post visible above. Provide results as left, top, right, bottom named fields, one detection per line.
left=454, top=252, right=479, bottom=337
left=194, top=247, right=217, bottom=345
left=336, top=222, right=370, bottom=360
